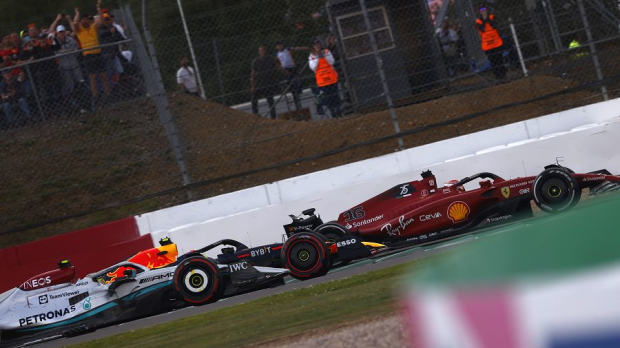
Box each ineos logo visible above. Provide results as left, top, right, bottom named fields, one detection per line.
left=21, top=276, right=52, bottom=290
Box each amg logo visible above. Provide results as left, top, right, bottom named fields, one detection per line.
left=229, top=262, right=249, bottom=272
left=139, top=272, right=173, bottom=284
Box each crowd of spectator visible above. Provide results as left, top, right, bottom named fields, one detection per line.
left=0, top=1, right=140, bottom=131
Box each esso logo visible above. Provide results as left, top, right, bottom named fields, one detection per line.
left=336, top=239, right=356, bottom=248
left=519, top=188, right=531, bottom=194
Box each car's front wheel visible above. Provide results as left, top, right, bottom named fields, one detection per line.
left=533, top=168, right=581, bottom=213
left=173, top=256, right=223, bottom=305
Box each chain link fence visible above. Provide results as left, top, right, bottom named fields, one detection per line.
left=2, top=0, right=620, bottom=245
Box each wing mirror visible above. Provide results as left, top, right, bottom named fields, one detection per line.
left=221, top=247, right=235, bottom=254
left=302, top=208, right=316, bottom=216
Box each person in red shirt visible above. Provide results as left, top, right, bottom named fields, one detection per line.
left=475, top=3, right=506, bottom=80
left=0, top=36, right=11, bottom=58
left=9, top=32, right=21, bottom=51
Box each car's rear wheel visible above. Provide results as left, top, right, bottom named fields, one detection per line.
left=173, top=256, right=223, bottom=305
left=314, top=223, right=352, bottom=266
left=282, top=232, right=331, bottom=280
left=315, top=222, right=349, bottom=242
left=533, top=168, right=581, bottom=213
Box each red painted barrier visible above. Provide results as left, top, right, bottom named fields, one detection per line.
left=0, top=217, right=154, bottom=293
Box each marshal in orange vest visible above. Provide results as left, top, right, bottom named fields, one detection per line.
left=476, top=14, right=503, bottom=51
left=312, top=50, right=339, bottom=87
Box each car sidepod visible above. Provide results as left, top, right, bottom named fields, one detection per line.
left=220, top=260, right=289, bottom=297
left=329, top=235, right=372, bottom=263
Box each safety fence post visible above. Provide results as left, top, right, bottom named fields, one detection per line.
left=126, top=3, right=195, bottom=200
left=577, top=0, right=608, bottom=101
left=358, top=0, right=404, bottom=150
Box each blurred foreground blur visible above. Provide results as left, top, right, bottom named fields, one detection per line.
left=401, top=194, right=620, bottom=348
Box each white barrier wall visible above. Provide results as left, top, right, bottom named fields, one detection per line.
left=152, top=118, right=620, bottom=257
left=137, top=98, right=620, bottom=235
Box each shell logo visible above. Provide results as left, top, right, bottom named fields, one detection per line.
left=447, top=201, right=470, bottom=223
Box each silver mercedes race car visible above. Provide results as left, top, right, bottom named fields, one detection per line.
left=0, top=238, right=288, bottom=346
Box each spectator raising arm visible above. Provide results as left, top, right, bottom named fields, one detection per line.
left=65, top=14, right=75, bottom=33
left=94, top=0, right=104, bottom=28
left=49, top=13, right=63, bottom=35
left=72, top=7, right=81, bottom=32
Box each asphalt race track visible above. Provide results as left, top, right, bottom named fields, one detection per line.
left=25, top=218, right=536, bottom=348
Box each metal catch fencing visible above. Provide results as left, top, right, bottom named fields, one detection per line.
left=2, top=0, right=620, bottom=241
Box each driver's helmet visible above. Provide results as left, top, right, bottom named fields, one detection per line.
left=445, top=180, right=465, bottom=192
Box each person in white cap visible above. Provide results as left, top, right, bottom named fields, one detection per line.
left=50, top=14, right=85, bottom=100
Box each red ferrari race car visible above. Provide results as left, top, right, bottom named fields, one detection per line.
left=279, top=164, right=620, bottom=278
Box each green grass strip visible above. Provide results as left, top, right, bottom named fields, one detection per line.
left=71, top=259, right=431, bottom=348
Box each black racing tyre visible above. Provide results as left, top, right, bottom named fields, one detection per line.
left=173, top=256, right=223, bottom=305
left=314, top=222, right=349, bottom=242
left=282, top=232, right=331, bottom=280
left=544, top=164, right=575, bottom=174
left=314, top=222, right=352, bottom=267
left=533, top=168, right=581, bottom=213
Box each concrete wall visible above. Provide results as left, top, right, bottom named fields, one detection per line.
left=151, top=117, right=620, bottom=258
left=137, top=97, right=620, bottom=236
left=0, top=218, right=153, bottom=293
